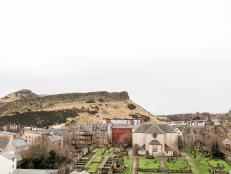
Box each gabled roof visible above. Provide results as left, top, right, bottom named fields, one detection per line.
left=156, top=124, right=176, bottom=133
left=134, top=123, right=176, bottom=134
left=146, top=124, right=165, bottom=134
left=0, top=152, right=16, bottom=160
left=149, top=140, right=161, bottom=145
left=134, top=124, right=153, bottom=133
left=0, top=138, right=9, bottom=149
left=13, top=138, right=27, bottom=148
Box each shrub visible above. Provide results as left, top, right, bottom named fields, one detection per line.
left=98, top=99, right=104, bottom=102
left=86, top=100, right=95, bottom=103
left=127, top=103, right=136, bottom=110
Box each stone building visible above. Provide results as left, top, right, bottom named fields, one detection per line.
left=21, top=128, right=49, bottom=145
left=133, top=124, right=178, bottom=157
left=4, top=138, right=28, bottom=152
left=69, top=124, right=109, bottom=147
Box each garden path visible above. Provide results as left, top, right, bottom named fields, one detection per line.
left=131, top=156, right=138, bottom=174
left=159, top=157, right=166, bottom=169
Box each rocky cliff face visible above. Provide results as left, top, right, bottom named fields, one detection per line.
left=0, top=90, right=157, bottom=126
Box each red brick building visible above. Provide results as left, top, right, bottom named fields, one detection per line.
left=104, top=118, right=144, bottom=145
left=112, top=125, right=133, bottom=145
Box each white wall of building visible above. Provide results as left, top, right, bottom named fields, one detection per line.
left=145, top=134, right=165, bottom=152
left=164, top=133, right=178, bottom=151
left=0, top=154, right=17, bottom=174
left=132, top=133, right=146, bottom=147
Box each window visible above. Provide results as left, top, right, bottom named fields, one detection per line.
left=152, top=146, right=158, bottom=152
left=153, top=133, right=157, bottom=138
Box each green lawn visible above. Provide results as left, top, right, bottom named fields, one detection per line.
left=93, top=155, right=103, bottom=162
left=164, top=157, right=188, bottom=170
left=87, top=148, right=104, bottom=172
left=138, top=157, right=160, bottom=169
left=92, top=148, right=99, bottom=153
left=87, top=162, right=98, bottom=173
left=186, top=150, right=231, bottom=174
left=209, top=159, right=231, bottom=172
left=189, top=157, right=210, bottom=174
left=122, top=156, right=132, bottom=174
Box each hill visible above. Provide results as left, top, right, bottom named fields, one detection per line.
left=0, top=90, right=158, bottom=127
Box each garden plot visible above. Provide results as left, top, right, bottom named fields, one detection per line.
left=138, top=156, right=160, bottom=169
left=164, top=157, right=188, bottom=170
left=186, top=149, right=231, bottom=174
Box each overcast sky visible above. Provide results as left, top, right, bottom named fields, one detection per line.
left=0, top=0, right=231, bottom=115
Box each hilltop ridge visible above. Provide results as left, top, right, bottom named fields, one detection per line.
left=0, top=90, right=158, bottom=126
left=0, top=89, right=38, bottom=103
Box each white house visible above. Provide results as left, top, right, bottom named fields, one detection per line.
left=188, top=120, right=206, bottom=127
left=0, top=152, right=17, bottom=174
left=211, top=119, right=221, bottom=126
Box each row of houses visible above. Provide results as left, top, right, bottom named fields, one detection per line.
left=0, top=127, right=63, bottom=153
left=0, top=118, right=180, bottom=154
left=0, top=118, right=180, bottom=174
left=68, top=118, right=143, bottom=147
left=169, top=119, right=221, bottom=127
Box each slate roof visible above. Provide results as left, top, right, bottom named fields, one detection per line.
left=0, top=152, right=16, bottom=160
left=149, top=140, right=161, bottom=145
left=156, top=124, right=176, bottom=133
left=71, top=124, right=108, bottom=131
left=49, top=135, right=62, bottom=143
left=131, top=123, right=177, bottom=135
left=134, top=124, right=153, bottom=133
left=49, top=128, right=67, bottom=136
left=13, top=138, right=27, bottom=148
left=0, top=131, right=17, bottom=135
left=146, top=124, right=165, bottom=134
left=0, top=138, right=9, bottom=149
